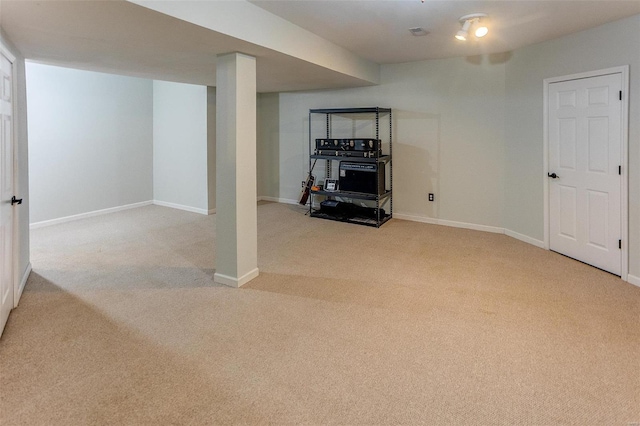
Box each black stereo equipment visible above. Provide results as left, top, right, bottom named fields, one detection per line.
left=315, top=139, right=381, bottom=155
left=320, top=199, right=345, bottom=215
left=351, top=139, right=379, bottom=152
left=358, top=206, right=386, bottom=219
left=315, top=150, right=380, bottom=158
left=339, top=162, right=385, bottom=195
left=320, top=200, right=385, bottom=220
left=324, top=179, right=338, bottom=191
left=316, top=139, right=343, bottom=150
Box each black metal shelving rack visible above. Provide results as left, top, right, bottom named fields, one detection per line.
left=307, top=107, right=392, bottom=228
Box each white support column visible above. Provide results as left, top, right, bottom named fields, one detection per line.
left=214, top=53, right=259, bottom=288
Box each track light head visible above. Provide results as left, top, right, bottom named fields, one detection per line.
left=454, top=19, right=471, bottom=41
left=455, top=30, right=467, bottom=41
left=475, top=25, right=488, bottom=38
left=455, top=13, right=489, bottom=41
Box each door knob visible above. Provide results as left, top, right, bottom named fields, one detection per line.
left=547, top=172, right=559, bottom=179
left=11, top=196, right=22, bottom=205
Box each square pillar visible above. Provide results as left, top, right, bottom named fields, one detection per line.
left=214, top=53, right=259, bottom=287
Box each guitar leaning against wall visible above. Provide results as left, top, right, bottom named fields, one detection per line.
left=298, top=159, right=317, bottom=206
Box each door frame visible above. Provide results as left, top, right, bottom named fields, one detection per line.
left=543, top=65, right=629, bottom=281
left=0, top=40, right=20, bottom=307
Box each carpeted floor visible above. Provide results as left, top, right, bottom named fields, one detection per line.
left=1, top=202, right=638, bottom=425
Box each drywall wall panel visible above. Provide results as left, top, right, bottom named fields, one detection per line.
left=504, top=14, right=640, bottom=276
left=207, top=86, right=216, bottom=212
left=257, top=92, right=280, bottom=199
left=274, top=55, right=506, bottom=227
left=153, top=80, right=208, bottom=212
left=26, top=63, right=153, bottom=224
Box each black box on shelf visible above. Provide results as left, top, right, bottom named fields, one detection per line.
left=315, top=138, right=381, bottom=156
left=350, top=139, right=380, bottom=152
left=316, top=138, right=342, bottom=150
left=315, top=150, right=381, bottom=158
left=339, top=161, right=385, bottom=195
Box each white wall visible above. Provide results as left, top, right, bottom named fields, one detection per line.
left=207, top=86, right=216, bottom=212
left=26, top=63, right=153, bottom=224
left=153, top=80, right=209, bottom=213
left=25, top=68, right=213, bottom=221
left=268, top=55, right=507, bottom=228
left=504, top=14, right=640, bottom=277
left=257, top=92, right=280, bottom=199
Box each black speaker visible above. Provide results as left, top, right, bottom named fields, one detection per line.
left=350, top=139, right=380, bottom=152
left=316, top=138, right=351, bottom=151
left=316, top=138, right=381, bottom=154
left=339, top=162, right=385, bottom=195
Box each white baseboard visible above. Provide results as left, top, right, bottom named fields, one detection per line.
left=504, top=229, right=545, bottom=249
left=258, top=196, right=299, bottom=205
left=627, top=274, right=640, bottom=288
left=393, top=212, right=547, bottom=249
left=392, top=213, right=440, bottom=226
left=214, top=268, right=260, bottom=288
left=393, top=212, right=504, bottom=234
left=30, top=201, right=153, bottom=229
left=152, top=200, right=210, bottom=215
left=438, top=218, right=504, bottom=234
left=14, top=262, right=31, bottom=308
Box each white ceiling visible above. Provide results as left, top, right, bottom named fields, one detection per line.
left=0, top=0, right=376, bottom=92
left=251, top=0, right=640, bottom=64
left=2, top=0, right=640, bottom=91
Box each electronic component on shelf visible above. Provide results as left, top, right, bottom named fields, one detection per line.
left=339, top=162, right=386, bottom=195
left=319, top=200, right=385, bottom=220
left=324, top=179, right=338, bottom=192
left=320, top=199, right=341, bottom=213
left=357, top=206, right=386, bottom=219
left=315, top=149, right=382, bottom=158
left=351, top=139, right=380, bottom=152
left=314, top=138, right=382, bottom=157
left=316, top=139, right=340, bottom=150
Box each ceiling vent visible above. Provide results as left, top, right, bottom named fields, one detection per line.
left=409, top=27, right=429, bottom=37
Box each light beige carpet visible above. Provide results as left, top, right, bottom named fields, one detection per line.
left=1, top=202, right=638, bottom=425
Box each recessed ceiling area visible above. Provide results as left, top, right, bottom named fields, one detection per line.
left=2, top=0, right=640, bottom=91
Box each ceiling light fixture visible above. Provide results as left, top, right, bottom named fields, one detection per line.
left=475, top=25, right=489, bottom=38
left=455, top=13, right=489, bottom=41
left=455, top=19, right=471, bottom=41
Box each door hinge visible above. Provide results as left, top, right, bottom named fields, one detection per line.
left=619, top=239, right=622, bottom=249
left=619, top=91, right=622, bottom=101
left=619, top=165, right=622, bottom=175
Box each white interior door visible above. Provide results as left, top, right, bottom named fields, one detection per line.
left=548, top=73, right=622, bottom=275
left=0, top=51, right=14, bottom=336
